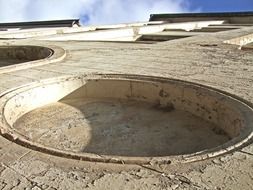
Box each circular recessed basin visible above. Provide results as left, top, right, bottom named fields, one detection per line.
left=0, top=46, right=53, bottom=67
left=0, top=74, right=252, bottom=165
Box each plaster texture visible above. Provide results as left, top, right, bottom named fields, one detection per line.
left=0, top=18, right=252, bottom=190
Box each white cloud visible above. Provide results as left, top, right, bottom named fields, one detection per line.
left=0, top=0, right=191, bottom=24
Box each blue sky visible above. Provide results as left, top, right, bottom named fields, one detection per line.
left=188, top=0, right=253, bottom=12
left=0, top=0, right=253, bottom=24
left=80, top=0, right=253, bottom=24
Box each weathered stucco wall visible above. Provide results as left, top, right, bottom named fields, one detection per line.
left=0, top=20, right=252, bottom=189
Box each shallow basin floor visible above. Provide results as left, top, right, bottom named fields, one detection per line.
left=14, top=98, right=230, bottom=157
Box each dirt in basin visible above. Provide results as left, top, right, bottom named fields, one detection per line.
left=14, top=98, right=230, bottom=157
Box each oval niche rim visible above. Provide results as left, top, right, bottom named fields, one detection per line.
left=0, top=74, right=252, bottom=165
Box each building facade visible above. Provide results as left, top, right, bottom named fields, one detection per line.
left=0, top=12, right=253, bottom=189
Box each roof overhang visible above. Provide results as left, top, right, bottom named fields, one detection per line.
left=149, top=11, right=253, bottom=24
left=0, top=19, right=80, bottom=29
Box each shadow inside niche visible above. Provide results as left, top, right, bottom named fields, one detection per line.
left=58, top=98, right=229, bottom=157
left=0, top=46, right=52, bottom=67
left=13, top=82, right=230, bottom=157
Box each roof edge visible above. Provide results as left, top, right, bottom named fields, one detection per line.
left=150, top=11, right=253, bottom=23
left=0, top=19, right=80, bottom=29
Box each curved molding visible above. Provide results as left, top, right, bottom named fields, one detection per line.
left=0, top=45, right=66, bottom=74
left=0, top=74, right=252, bottom=165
